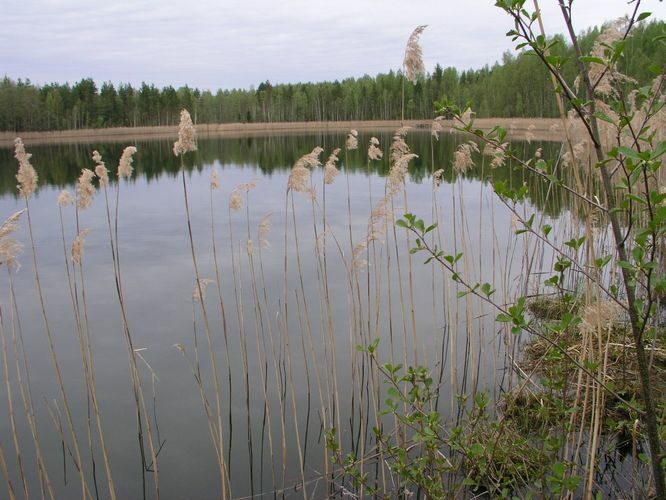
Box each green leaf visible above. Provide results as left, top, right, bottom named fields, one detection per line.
left=625, top=193, right=647, bottom=205
left=594, top=255, right=612, bottom=268
left=618, top=146, right=641, bottom=160
left=650, top=140, right=666, bottom=160
left=580, top=56, right=605, bottom=65
left=593, top=111, right=615, bottom=123
left=387, top=387, right=401, bottom=399
left=637, top=12, right=652, bottom=21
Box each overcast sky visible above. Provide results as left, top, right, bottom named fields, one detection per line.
left=3, top=0, right=664, bottom=91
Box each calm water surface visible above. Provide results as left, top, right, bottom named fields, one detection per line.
left=0, top=132, right=565, bottom=498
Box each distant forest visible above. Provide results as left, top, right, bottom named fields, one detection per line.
left=1, top=21, right=663, bottom=132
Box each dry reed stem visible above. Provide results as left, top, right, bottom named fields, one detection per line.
left=0, top=298, right=28, bottom=498
left=6, top=270, right=55, bottom=499
left=14, top=138, right=91, bottom=499
left=179, top=131, right=229, bottom=496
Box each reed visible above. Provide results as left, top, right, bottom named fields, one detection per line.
left=2, top=10, right=663, bottom=498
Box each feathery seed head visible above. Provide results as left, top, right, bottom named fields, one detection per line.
left=324, top=148, right=341, bottom=185
left=0, top=211, right=26, bottom=239
left=118, top=146, right=137, bottom=179
left=71, top=229, right=90, bottom=264
left=211, top=169, right=220, bottom=190
left=229, top=180, right=258, bottom=211
left=351, top=239, right=368, bottom=271
left=388, top=128, right=416, bottom=193
left=77, top=169, right=96, bottom=209
left=173, top=109, right=197, bottom=156
left=390, top=128, right=412, bottom=164
left=287, top=165, right=312, bottom=197
left=588, top=17, right=631, bottom=97
left=431, top=117, right=445, bottom=140
left=14, top=138, right=38, bottom=197
left=289, top=148, right=321, bottom=198
left=579, top=301, right=623, bottom=336
left=483, top=142, right=507, bottom=169
left=453, top=141, right=479, bottom=174
left=368, top=137, right=383, bottom=161
left=0, top=210, right=25, bottom=269
left=95, top=164, right=109, bottom=187
left=246, top=239, right=254, bottom=256
left=57, top=190, right=73, bottom=208
left=192, top=278, right=214, bottom=301
left=367, top=195, right=393, bottom=243
left=92, top=150, right=109, bottom=186
left=294, top=147, right=323, bottom=169
left=346, top=130, right=358, bottom=150
left=388, top=153, right=417, bottom=193
left=403, top=25, right=427, bottom=84
left=432, top=169, right=445, bottom=188
left=229, top=191, right=242, bottom=211
left=258, top=212, right=273, bottom=249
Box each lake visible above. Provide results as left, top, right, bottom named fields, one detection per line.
left=0, top=130, right=569, bottom=498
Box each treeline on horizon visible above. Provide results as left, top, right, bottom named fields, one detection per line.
left=1, top=21, right=663, bottom=132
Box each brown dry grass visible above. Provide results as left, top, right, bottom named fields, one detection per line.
left=0, top=118, right=565, bottom=147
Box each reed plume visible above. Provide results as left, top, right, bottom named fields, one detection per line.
left=173, top=109, right=197, bottom=156
left=77, top=169, right=97, bottom=210
left=211, top=169, right=220, bottom=190
left=230, top=180, right=258, bottom=211
left=0, top=210, right=25, bottom=269
left=192, top=278, right=214, bottom=301
left=432, top=169, right=445, bottom=188
left=403, top=25, right=427, bottom=84
left=70, top=229, right=91, bottom=264
left=346, top=130, right=358, bottom=150
left=482, top=142, right=508, bottom=169
left=93, top=151, right=109, bottom=187
left=453, top=141, right=479, bottom=174
left=388, top=129, right=417, bottom=193
left=367, top=137, right=383, bottom=162
left=588, top=17, right=633, bottom=97
left=288, top=148, right=322, bottom=197
left=118, top=146, right=137, bottom=179
left=57, top=190, right=73, bottom=208
left=579, top=301, right=623, bottom=336
left=294, top=146, right=323, bottom=169
left=324, top=148, right=341, bottom=185
left=14, top=138, right=37, bottom=197
left=258, top=212, right=273, bottom=249
left=431, top=116, right=445, bottom=140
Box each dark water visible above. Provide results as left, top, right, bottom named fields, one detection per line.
left=0, top=131, right=566, bottom=498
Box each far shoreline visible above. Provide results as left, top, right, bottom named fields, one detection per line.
left=0, top=118, right=565, bottom=148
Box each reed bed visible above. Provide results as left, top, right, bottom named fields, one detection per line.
left=0, top=115, right=661, bottom=499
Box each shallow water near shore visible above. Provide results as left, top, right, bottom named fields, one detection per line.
left=0, top=130, right=606, bottom=498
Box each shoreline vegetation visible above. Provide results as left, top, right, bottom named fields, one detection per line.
left=0, top=117, right=565, bottom=147
left=2, top=4, right=665, bottom=497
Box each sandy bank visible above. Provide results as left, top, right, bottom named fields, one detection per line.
left=0, top=118, right=565, bottom=148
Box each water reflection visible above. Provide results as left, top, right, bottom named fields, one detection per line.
left=0, top=132, right=566, bottom=215
left=0, top=132, right=570, bottom=498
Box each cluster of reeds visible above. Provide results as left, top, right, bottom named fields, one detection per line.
left=2, top=10, right=664, bottom=500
